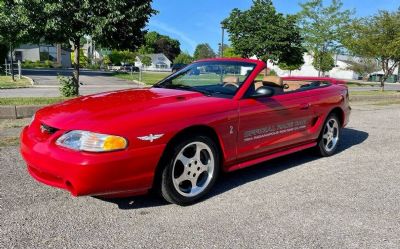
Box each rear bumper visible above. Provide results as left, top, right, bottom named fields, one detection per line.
left=20, top=126, right=165, bottom=197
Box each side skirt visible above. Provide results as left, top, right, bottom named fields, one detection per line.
left=226, top=142, right=317, bottom=172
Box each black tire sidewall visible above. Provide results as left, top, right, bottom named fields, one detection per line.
left=161, top=135, right=220, bottom=205
left=318, top=114, right=341, bottom=157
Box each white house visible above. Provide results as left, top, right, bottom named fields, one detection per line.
left=135, top=53, right=172, bottom=72
left=12, top=44, right=71, bottom=68
left=265, top=53, right=361, bottom=80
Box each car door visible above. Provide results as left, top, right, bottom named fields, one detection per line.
left=237, top=91, right=317, bottom=161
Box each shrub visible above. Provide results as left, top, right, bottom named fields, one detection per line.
left=58, top=76, right=78, bottom=97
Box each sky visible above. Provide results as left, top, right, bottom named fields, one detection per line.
left=147, top=0, right=399, bottom=55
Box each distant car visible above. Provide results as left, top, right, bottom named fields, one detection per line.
left=118, top=64, right=139, bottom=73
left=21, top=58, right=351, bottom=205
left=171, top=63, right=187, bottom=73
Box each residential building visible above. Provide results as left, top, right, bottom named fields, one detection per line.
left=12, top=44, right=72, bottom=67
left=135, top=53, right=172, bottom=72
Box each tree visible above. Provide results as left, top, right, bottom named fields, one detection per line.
left=106, top=50, right=137, bottom=66
left=223, top=0, right=304, bottom=74
left=139, top=31, right=181, bottom=61
left=0, top=0, right=32, bottom=80
left=343, top=9, right=400, bottom=90
left=312, top=50, right=335, bottom=75
left=139, top=55, right=152, bottom=67
left=346, top=58, right=379, bottom=80
left=223, top=46, right=241, bottom=58
left=173, top=52, right=193, bottom=64
left=193, top=43, right=216, bottom=60
left=299, top=0, right=353, bottom=76
left=20, top=0, right=155, bottom=95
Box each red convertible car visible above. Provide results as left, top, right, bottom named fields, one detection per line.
left=21, top=58, right=350, bottom=205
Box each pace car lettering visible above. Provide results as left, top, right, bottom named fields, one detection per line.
left=244, top=119, right=307, bottom=142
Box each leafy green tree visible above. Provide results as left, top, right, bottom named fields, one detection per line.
left=312, top=50, right=335, bottom=75
left=20, top=0, right=155, bottom=95
left=343, top=9, right=400, bottom=90
left=140, top=55, right=152, bottom=67
left=70, top=49, right=89, bottom=68
left=346, top=58, right=379, bottom=80
left=193, top=43, right=216, bottom=60
left=223, top=0, right=304, bottom=71
left=223, top=46, right=241, bottom=58
left=139, top=31, right=181, bottom=61
left=299, top=0, right=353, bottom=76
left=0, top=0, right=33, bottom=80
left=106, top=50, right=137, bottom=66
left=173, top=53, right=193, bottom=64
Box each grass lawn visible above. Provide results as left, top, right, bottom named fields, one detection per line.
left=0, top=76, right=31, bottom=89
left=346, top=81, right=379, bottom=87
left=350, top=90, right=400, bottom=96
left=113, top=72, right=171, bottom=85
left=0, top=97, right=70, bottom=106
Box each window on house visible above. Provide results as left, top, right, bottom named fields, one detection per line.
left=39, top=46, right=57, bottom=62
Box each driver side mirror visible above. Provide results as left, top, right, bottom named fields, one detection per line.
left=250, top=86, right=275, bottom=98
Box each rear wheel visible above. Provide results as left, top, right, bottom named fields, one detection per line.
left=317, top=114, right=341, bottom=157
left=160, top=135, right=219, bottom=205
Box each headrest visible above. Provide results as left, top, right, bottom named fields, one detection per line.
left=223, top=76, right=239, bottom=84
left=263, top=76, right=283, bottom=87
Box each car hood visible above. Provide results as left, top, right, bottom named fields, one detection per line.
left=36, top=88, right=232, bottom=134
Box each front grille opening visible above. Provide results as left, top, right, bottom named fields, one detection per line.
left=40, top=123, right=59, bottom=134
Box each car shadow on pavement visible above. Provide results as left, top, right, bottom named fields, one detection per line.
left=99, top=128, right=368, bottom=209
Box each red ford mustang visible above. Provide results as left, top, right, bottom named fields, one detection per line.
left=20, top=58, right=351, bottom=205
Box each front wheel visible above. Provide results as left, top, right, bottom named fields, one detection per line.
left=160, top=135, right=219, bottom=205
left=317, top=114, right=341, bottom=157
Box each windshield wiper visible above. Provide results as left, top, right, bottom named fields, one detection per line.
left=162, top=84, right=213, bottom=96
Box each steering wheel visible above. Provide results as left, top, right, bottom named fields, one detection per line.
left=222, top=82, right=239, bottom=89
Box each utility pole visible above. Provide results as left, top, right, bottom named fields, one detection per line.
left=10, top=43, right=14, bottom=81
left=220, top=22, right=225, bottom=58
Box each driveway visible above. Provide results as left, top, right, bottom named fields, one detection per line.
left=1, top=104, right=399, bottom=248
left=22, top=68, right=135, bottom=86
left=0, top=69, right=143, bottom=97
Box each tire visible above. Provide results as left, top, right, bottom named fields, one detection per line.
left=316, top=114, right=341, bottom=157
left=160, top=135, right=220, bottom=205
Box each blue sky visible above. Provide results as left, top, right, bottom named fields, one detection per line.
left=147, top=0, right=399, bottom=54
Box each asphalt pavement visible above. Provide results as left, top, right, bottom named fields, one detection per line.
left=1, top=103, right=399, bottom=248
left=22, top=68, right=135, bottom=85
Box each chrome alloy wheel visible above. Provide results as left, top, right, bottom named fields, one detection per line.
left=172, top=142, right=215, bottom=197
left=322, top=118, right=339, bottom=152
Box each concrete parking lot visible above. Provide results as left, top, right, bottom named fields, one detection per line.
left=1, top=103, right=399, bottom=248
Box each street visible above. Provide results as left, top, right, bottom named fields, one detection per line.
left=1, top=103, right=399, bottom=248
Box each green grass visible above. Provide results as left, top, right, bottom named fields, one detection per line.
left=0, top=118, right=31, bottom=129
left=0, top=76, right=31, bottom=89
left=350, top=90, right=400, bottom=96
left=372, top=99, right=400, bottom=106
left=0, top=136, right=20, bottom=147
left=113, top=72, right=171, bottom=85
left=0, top=97, right=70, bottom=106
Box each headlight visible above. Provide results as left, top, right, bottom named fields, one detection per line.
left=56, top=130, right=128, bottom=152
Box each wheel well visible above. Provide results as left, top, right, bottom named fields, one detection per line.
left=329, top=107, right=345, bottom=126
left=152, top=125, right=223, bottom=190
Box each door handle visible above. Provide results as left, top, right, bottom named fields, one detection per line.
left=300, top=103, right=311, bottom=110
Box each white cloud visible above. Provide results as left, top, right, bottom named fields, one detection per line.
left=148, top=20, right=198, bottom=51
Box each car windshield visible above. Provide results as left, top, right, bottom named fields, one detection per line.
left=154, top=61, right=257, bottom=97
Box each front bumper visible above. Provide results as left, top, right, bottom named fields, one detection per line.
left=20, top=125, right=165, bottom=197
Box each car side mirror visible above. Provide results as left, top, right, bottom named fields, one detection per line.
left=250, top=86, right=275, bottom=98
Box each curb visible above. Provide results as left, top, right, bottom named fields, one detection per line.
left=350, top=94, right=400, bottom=102
left=0, top=105, right=44, bottom=119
